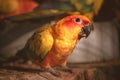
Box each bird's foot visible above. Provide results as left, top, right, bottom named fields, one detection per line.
left=47, top=67, right=61, bottom=77
left=57, top=66, right=73, bottom=73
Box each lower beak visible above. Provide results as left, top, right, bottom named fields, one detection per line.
left=78, top=24, right=94, bottom=39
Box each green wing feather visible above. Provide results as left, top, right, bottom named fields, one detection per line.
left=25, top=26, right=54, bottom=61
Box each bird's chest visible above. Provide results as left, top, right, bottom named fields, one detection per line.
left=53, top=39, right=76, bottom=58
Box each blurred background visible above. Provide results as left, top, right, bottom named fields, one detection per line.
left=0, top=0, right=120, bottom=63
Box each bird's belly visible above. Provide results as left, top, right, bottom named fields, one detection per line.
left=40, top=39, right=77, bottom=68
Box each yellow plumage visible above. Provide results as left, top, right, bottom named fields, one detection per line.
left=21, top=15, right=93, bottom=76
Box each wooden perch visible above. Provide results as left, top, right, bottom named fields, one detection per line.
left=0, top=60, right=120, bottom=80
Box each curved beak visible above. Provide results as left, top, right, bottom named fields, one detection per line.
left=78, top=23, right=94, bottom=39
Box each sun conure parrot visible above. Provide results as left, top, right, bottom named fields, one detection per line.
left=15, top=15, right=94, bottom=76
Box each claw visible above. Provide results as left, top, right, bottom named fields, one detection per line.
left=47, top=67, right=61, bottom=77
left=57, top=66, right=73, bottom=73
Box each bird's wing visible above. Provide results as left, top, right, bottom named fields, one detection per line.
left=25, top=26, right=54, bottom=61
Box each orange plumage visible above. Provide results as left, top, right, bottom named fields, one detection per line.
left=40, top=15, right=93, bottom=68
left=21, top=15, right=93, bottom=76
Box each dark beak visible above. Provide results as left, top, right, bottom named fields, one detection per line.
left=78, top=24, right=94, bottom=39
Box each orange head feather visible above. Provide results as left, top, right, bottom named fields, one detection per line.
left=55, top=15, right=94, bottom=40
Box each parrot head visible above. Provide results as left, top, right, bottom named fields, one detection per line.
left=57, top=15, right=94, bottom=40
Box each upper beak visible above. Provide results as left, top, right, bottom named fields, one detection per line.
left=78, top=23, right=94, bottom=39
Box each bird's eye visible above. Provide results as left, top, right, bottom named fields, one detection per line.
left=75, top=18, right=81, bottom=24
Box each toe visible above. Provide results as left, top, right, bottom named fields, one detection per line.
left=57, top=66, right=73, bottom=73
left=47, top=67, right=61, bottom=77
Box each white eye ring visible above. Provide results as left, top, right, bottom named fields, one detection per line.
left=75, top=18, right=82, bottom=24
